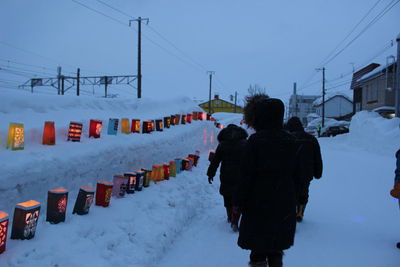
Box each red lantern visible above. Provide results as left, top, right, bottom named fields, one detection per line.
left=0, top=211, right=9, bottom=254
left=89, top=120, right=102, bottom=138
left=187, top=114, right=193, bottom=123
left=193, top=111, right=199, bottom=120
left=96, top=180, right=113, bottom=207
left=42, top=121, right=55, bottom=145
left=188, top=154, right=200, bottom=167
left=47, top=188, right=68, bottom=224
left=11, top=200, right=41, bottom=240
left=131, top=119, right=141, bottom=133
left=67, top=121, right=83, bottom=142
left=163, top=163, right=170, bottom=180
left=198, top=112, right=204, bottom=121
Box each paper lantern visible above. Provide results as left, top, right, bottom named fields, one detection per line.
left=182, top=158, right=192, bottom=171
left=131, top=119, right=141, bottom=133
left=6, top=123, right=24, bottom=150
left=156, top=120, right=163, bottom=132
left=163, top=163, right=170, bottom=180
left=0, top=211, right=9, bottom=254
left=163, top=117, right=171, bottom=128
left=169, top=161, right=177, bottom=177
left=198, top=112, right=204, bottom=121
left=11, top=200, right=41, bottom=240
left=142, top=120, right=153, bottom=133
left=107, top=118, right=119, bottom=135
left=121, top=118, right=131, bottom=134
left=150, top=120, right=155, bottom=131
left=187, top=114, right=193, bottom=123
left=67, top=121, right=83, bottom=142
left=193, top=111, right=199, bottom=121
left=135, top=171, right=145, bottom=191
left=95, top=180, right=113, bottom=207
left=124, top=172, right=136, bottom=194
left=46, top=188, right=68, bottom=224
left=211, top=117, right=216, bottom=122
left=42, top=121, right=55, bottom=145
left=175, top=114, right=181, bottom=125
left=206, top=113, right=211, bottom=120
left=189, top=151, right=200, bottom=167
left=72, top=186, right=94, bottom=215
left=170, top=115, right=176, bottom=126
left=181, top=115, right=187, bottom=125
left=112, top=175, right=128, bottom=198
left=151, top=165, right=159, bottom=183
left=174, top=158, right=183, bottom=174
left=89, top=120, right=102, bottom=138
left=141, top=169, right=152, bottom=187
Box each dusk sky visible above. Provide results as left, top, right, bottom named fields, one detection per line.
left=0, top=0, right=399, bottom=105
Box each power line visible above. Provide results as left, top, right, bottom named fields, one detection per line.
left=95, top=0, right=134, bottom=19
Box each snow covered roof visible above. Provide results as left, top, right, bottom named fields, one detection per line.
left=356, top=62, right=396, bottom=83
left=313, top=93, right=353, bottom=106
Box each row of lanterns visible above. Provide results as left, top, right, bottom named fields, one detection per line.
left=6, top=111, right=214, bottom=150
left=0, top=151, right=201, bottom=254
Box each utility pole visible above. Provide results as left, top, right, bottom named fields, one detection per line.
left=61, top=75, right=65, bottom=95
left=207, top=71, right=215, bottom=114
left=76, top=68, right=80, bottom=96
left=396, top=33, right=400, bottom=118
left=129, top=17, right=149, bottom=99
left=57, top=66, right=62, bottom=95
left=234, top=91, right=238, bottom=113
left=104, top=76, right=108, bottom=98
left=293, top=82, right=297, bottom=117
left=316, top=68, right=326, bottom=127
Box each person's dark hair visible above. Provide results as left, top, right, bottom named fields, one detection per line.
left=217, top=124, right=248, bottom=142
left=244, top=95, right=284, bottom=131
left=286, top=116, right=304, bottom=132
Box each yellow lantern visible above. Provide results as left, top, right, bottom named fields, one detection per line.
left=121, top=118, right=130, bottom=134
left=169, top=161, right=177, bottom=177
left=7, top=123, right=24, bottom=150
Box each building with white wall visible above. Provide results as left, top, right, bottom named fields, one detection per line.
left=313, top=94, right=353, bottom=119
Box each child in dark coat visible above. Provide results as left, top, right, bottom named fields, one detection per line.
left=207, top=124, right=248, bottom=232
left=390, top=149, right=400, bottom=248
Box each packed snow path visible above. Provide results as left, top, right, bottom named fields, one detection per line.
left=158, top=137, right=400, bottom=267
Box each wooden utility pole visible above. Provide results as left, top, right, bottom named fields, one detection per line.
left=322, top=67, right=326, bottom=127
left=129, top=17, right=149, bottom=99
left=76, top=68, right=80, bottom=96
left=61, top=75, right=65, bottom=95
left=396, top=33, right=400, bottom=118
left=293, top=82, right=297, bottom=117
left=57, top=66, right=62, bottom=95
left=207, top=71, right=215, bottom=114
left=104, top=76, right=108, bottom=98
left=234, top=91, right=238, bottom=113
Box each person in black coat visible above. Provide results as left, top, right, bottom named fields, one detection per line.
left=235, top=95, right=301, bottom=267
left=207, top=124, right=248, bottom=231
left=286, top=116, right=323, bottom=222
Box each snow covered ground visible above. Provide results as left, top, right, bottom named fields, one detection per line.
left=1, top=90, right=400, bottom=267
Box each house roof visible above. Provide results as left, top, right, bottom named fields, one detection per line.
left=350, top=63, right=380, bottom=89
left=198, top=98, right=243, bottom=108
left=313, top=93, right=353, bottom=106
left=355, top=62, right=396, bottom=84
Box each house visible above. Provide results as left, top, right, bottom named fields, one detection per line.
left=288, top=94, right=319, bottom=125
left=198, top=95, right=243, bottom=114
left=350, top=61, right=397, bottom=118
left=313, top=93, right=353, bottom=120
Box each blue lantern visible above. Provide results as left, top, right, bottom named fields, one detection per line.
left=107, top=118, right=119, bottom=135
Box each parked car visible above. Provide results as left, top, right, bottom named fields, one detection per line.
left=320, top=125, right=349, bottom=137
left=305, top=125, right=318, bottom=136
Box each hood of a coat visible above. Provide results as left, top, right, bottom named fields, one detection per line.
left=217, top=124, right=248, bottom=143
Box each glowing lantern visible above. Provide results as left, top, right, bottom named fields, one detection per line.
left=0, top=211, right=9, bottom=254
left=142, top=120, right=153, bottom=133
left=95, top=180, right=113, bottom=207
left=174, top=158, right=183, bottom=174
left=156, top=120, right=163, bottom=131
left=211, top=117, right=216, bottom=122
left=46, top=188, right=68, bottom=224
left=121, top=118, right=131, bottom=134
left=72, top=186, right=94, bottom=215
left=189, top=151, right=200, bottom=166
left=112, top=175, right=128, bottom=198
left=108, top=118, right=119, bottom=135
left=150, top=120, right=156, bottom=131
left=187, top=114, right=193, bottom=123
left=182, top=158, right=191, bottom=171
left=193, top=112, right=199, bottom=120
left=181, top=115, right=187, bottom=125
left=208, top=150, right=216, bottom=161
left=6, top=123, right=24, bottom=150
left=89, top=120, right=102, bottom=138
left=67, top=121, right=83, bottom=142
left=169, top=161, right=177, bottom=177
left=131, top=119, right=141, bottom=133
left=42, top=121, right=56, bottom=145
left=175, top=114, right=181, bottom=125
left=124, top=172, right=136, bottom=194
left=198, top=112, right=204, bottom=121
left=11, top=200, right=41, bottom=240
left=141, top=169, right=152, bottom=187
left=207, top=113, right=211, bottom=120
left=135, top=171, right=145, bottom=191
left=163, top=117, right=171, bottom=128
left=151, top=165, right=159, bottom=183
left=170, top=115, right=176, bottom=126
left=163, top=163, right=170, bottom=180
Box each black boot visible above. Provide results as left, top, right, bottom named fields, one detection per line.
left=267, top=251, right=283, bottom=267
left=396, top=242, right=400, bottom=249
left=248, top=261, right=267, bottom=267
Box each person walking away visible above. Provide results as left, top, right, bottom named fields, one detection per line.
left=390, top=148, right=400, bottom=248
left=286, top=116, right=323, bottom=222
left=207, top=124, right=248, bottom=232
left=235, top=95, right=301, bottom=267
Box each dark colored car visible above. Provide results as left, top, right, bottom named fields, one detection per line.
left=321, top=126, right=349, bottom=137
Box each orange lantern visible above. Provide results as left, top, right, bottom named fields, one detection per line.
left=89, top=120, right=102, bottom=138
left=156, top=120, right=163, bottom=131
left=0, top=211, right=9, bottom=254
left=193, top=111, right=199, bottom=120
left=11, top=200, right=41, bottom=240
left=175, top=114, right=181, bottom=125
left=131, top=119, right=141, bottom=133
left=6, top=123, right=24, bottom=150
left=141, top=169, right=152, bottom=187
left=67, top=121, right=83, bottom=142
left=42, top=121, right=56, bottom=145
left=121, top=118, right=130, bottom=134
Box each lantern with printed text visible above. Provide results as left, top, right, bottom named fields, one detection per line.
left=67, top=121, right=83, bottom=142
left=135, top=171, right=145, bottom=191
left=187, top=114, right=193, bottom=123
left=121, top=118, right=131, bottom=134
left=73, top=186, right=94, bottom=215
left=0, top=211, right=9, bottom=254
left=108, top=118, right=119, bottom=135
left=42, top=121, right=55, bottom=145
left=46, top=188, right=68, bottom=224
left=169, top=161, right=177, bottom=177
left=156, top=119, right=163, bottom=131
left=7, top=123, right=24, bottom=150
left=208, top=150, right=216, bottom=161
left=89, top=120, right=102, bottom=138
left=112, top=175, right=128, bottom=198
left=163, top=163, right=170, bottom=180
left=182, top=158, right=191, bottom=171
left=141, top=169, right=152, bottom=187
left=131, top=119, right=141, bottom=133
left=142, top=120, right=153, bottom=133
left=11, top=200, right=41, bottom=240
left=124, top=172, right=136, bottom=194
left=151, top=120, right=156, bottom=131
left=193, top=111, right=199, bottom=120
left=95, top=180, right=113, bottom=207
left=181, top=114, right=187, bottom=125
left=175, top=158, right=183, bottom=174
left=198, top=112, right=204, bottom=121
left=170, top=115, right=176, bottom=126
left=175, top=114, right=181, bottom=125
left=163, top=117, right=171, bottom=128
left=206, top=113, right=211, bottom=120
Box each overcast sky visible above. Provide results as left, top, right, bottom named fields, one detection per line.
left=0, top=0, right=399, bottom=105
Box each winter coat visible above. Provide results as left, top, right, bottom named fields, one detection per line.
left=235, top=129, right=300, bottom=251
left=395, top=149, right=400, bottom=184
left=207, top=125, right=248, bottom=197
